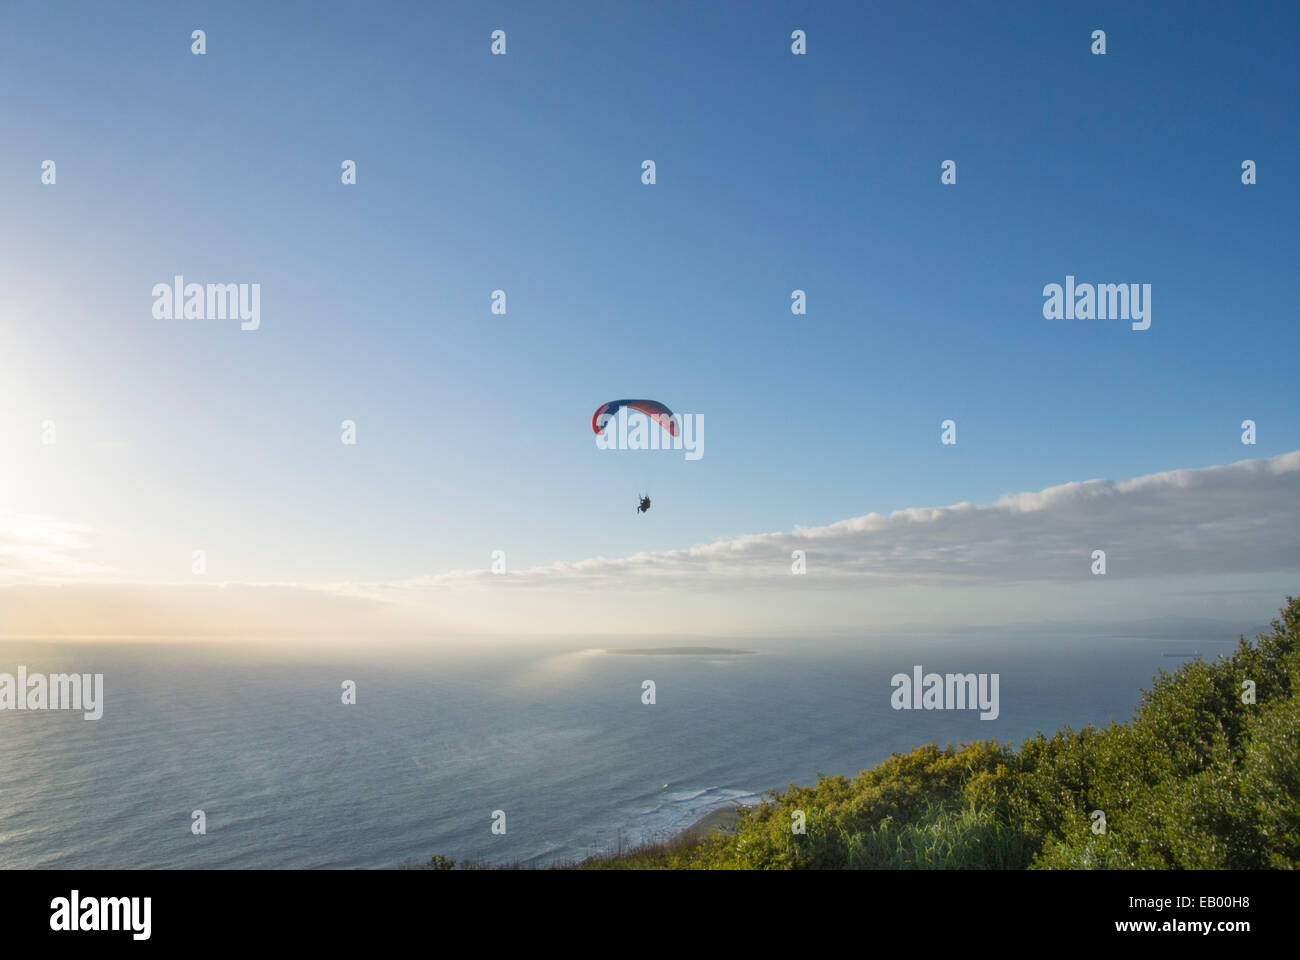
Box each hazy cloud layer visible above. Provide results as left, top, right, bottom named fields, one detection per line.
left=388, top=451, right=1300, bottom=593
left=3, top=452, right=1297, bottom=638
left=0, top=512, right=106, bottom=583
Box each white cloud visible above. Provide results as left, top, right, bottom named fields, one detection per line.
left=3, top=452, right=1296, bottom=638
left=381, top=450, right=1300, bottom=593
left=0, top=512, right=107, bottom=583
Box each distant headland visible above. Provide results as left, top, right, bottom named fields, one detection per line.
left=603, top=647, right=754, bottom=656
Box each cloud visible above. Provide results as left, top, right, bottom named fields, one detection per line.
left=0, top=581, right=441, bottom=639
left=380, top=450, right=1300, bottom=593
left=3, top=451, right=1296, bottom=638
left=0, top=512, right=108, bottom=584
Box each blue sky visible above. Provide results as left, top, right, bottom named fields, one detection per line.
left=1, top=1, right=1297, bottom=634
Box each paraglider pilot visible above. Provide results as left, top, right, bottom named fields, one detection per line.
left=637, top=495, right=651, bottom=514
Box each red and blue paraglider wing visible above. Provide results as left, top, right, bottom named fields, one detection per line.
left=591, top=399, right=678, bottom=436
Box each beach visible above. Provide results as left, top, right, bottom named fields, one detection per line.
left=677, top=805, right=746, bottom=842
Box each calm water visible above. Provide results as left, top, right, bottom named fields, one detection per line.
left=0, top=632, right=1237, bottom=868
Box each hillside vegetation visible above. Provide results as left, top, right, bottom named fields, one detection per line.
left=575, top=594, right=1300, bottom=869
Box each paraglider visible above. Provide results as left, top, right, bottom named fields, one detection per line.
left=593, top=400, right=678, bottom=516
left=591, top=399, right=677, bottom=437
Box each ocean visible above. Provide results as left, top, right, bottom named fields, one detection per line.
left=0, top=630, right=1240, bottom=868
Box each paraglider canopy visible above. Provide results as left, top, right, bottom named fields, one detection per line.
left=591, top=399, right=678, bottom=437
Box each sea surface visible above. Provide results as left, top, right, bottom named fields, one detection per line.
left=0, top=630, right=1242, bottom=869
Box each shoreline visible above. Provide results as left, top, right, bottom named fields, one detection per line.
left=675, top=804, right=750, bottom=842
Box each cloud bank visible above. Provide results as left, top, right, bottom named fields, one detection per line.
left=381, top=450, right=1300, bottom=593
left=2, top=452, right=1297, bottom=637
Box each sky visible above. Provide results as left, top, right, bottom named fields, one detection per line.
left=1, top=1, right=1297, bottom=638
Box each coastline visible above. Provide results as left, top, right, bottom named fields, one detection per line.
left=676, top=804, right=749, bottom=842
